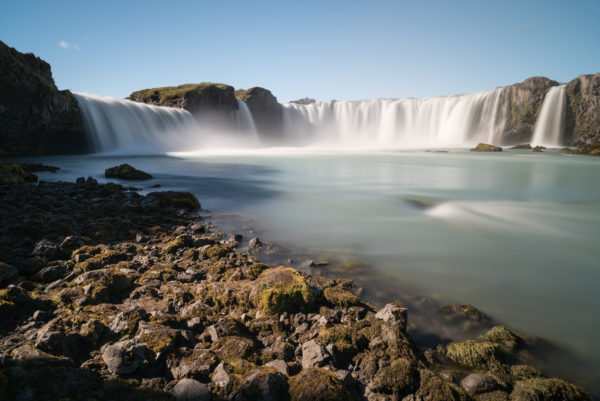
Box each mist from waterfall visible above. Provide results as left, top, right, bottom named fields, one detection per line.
left=531, top=85, right=567, bottom=148
left=282, top=87, right=509, bottom=148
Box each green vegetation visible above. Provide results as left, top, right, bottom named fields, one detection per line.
left=511, top=378, right=592, bottom=401
left=322, top=286, right=361, bottom=308
left=129, top=82, right=233, bottom=103
left=256, top=267, right=315, bottom=315
left=289, top=367, right=350, bottom=401
left=445, top=340, right=503, bottom=368
left=0, top=160, right=37, bottom=184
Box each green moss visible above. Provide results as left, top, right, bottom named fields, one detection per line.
left=416, top=369, right=468, bottom=401
left=0, top=160, right=37, bottom=184
left=511, top=365, right=540, bottom=381
left=476, top=390, right=510, bottom=401
left=510, top=378, right=592, bottom=401
left=105, top=164, right=152, bottom=180
left=130, top=82, right=233, bottom=103
left=71, top=245, right=102, bottom=258
left=478, top=326, right=522, bottom=351
left=371, top=358, right=419, bottom=398
left=322, top=286, right=361, bottom=308
left=470, top=143, right=503, bottom=152
left=205, top=245, right=228, bottom=259
left=289, top=367, right=350, bottom=401
left=445, top=340, right=503, bottom=368
left=256, top=267, right=315, bottom=315
left=163, top=237, right=185, bottom=254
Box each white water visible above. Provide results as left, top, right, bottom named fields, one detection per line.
left=74, top=93, right=260, bottom=153
left=282, top=87, right=509, bottom=148
left=531, top=85, right=567, bottom=148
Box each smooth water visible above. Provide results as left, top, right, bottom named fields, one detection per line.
left=27, top=149, right=600, bottom=388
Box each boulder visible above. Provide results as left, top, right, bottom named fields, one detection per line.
left=375, top=302, right=408, bottom=332
left=510, top=144, right=532, bottom=149
left=171, top=378, right=211, bottom=401
left=145, top=191, right=201, bottom=211
left=105, top=164, right=152, bottom=180
left=253, top=267, right=316, bottom=315
left=231, top=366, right=288, bottom=401
left=289, top=98, right=316, bottom=105
left=288, top=367, right=350, bottom=401
left=572, top=143, right=600, bottom=156
left=470, top=143, right=502, bottom=152
left=460, top=373, right=498, bottom=395
left=0, top=40, right=88, bottom=156
left=102, top=339, right=148, bottom=374
left=0, top=160, right=38, bottom=183
left=301, top=340, right=330, bottom=368
left=510, top=378, right=592, bottom=401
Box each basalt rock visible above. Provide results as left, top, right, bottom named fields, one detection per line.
left=565, top=73, right=600, bottom=146
left=0, top=40, right=88, bottom=156
left=105, top=164, right=153, bottom=180
left=235, top=87, right=283, bottom=141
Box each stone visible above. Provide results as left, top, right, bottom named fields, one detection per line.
left=460, top=373, right=498, bottom=395
left=470, top=143, right=502, bottom=152
left=171, top=378, right=211, bottom=401
left=34, top=263, right=67, bottom=282
left=288, top=367, right=350, bottom=401
left=105, top=164, right=152, bottom=180
left=32, top=239, right=60, bottom=260
left=265, top=359, right=289, bottom=376
left=301, top=340, right=330, bottom=368
left=248, top=237, right=262, bottom=249
left=211, top=362, right=231, bottom=389
left=102, top=339, right=148, bottom=374
left=375, top=302, right=408, bottom=331
left=0, top=262, right=17, bottom=284
left=232, top=366, right=288, bottom=401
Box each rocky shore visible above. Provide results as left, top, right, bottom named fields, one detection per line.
left=0, top=165, right=594, bottom=401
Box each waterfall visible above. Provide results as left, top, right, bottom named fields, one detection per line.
left=281, top=87, right=509, bottom=148
left=74, top=93, right=260, bottom=153
left=531, top=85, right=566, bottom=148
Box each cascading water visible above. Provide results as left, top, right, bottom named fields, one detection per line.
left=282, top=87, right=509, bottom=148
left=531, top=85, right=567, bottom=148
left=74, top=93, right=260, bottom=153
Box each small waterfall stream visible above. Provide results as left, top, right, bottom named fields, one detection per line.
left=531, top=85, right=567, bottom=147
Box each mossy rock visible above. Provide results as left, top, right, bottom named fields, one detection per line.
left=478, top=326, right=522, bottom=351
left=105, top=164, right=152, bottom=180
left=510, top=378, right=592, bottom=401
left=255, top=267, right=316, bottom=315
left=146, top=191, right=201, bottom=211
left=477, top=390, right=510, bottom=401
left=371, top=357, right=419, bottom=398
left=163, top=237, right=186, bottom=255
left=416, top=369, right=469, bottom=401
left=445, top=340, right=503, bottom=368
left=322, top=286, right=361, bottom=308
left=470, top=143, right=503, bottom=152
left=572, top=143, right=600, bottom=156
left=289, top=367, right=351, bottom=401
left=510, top=365, right=541, bottom=381
left=510, top=144, right=532, bottom=149
left=318, top=324, right=365, bottom=367
left=205, top=245, right=228, bottom=259
left=0, top=160, right=37, bottom=183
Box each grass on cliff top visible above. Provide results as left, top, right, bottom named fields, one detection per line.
left=129, top=82, right=232, bottom=102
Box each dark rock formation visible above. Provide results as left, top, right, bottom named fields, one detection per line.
left=470, top=143, right=502, bottom=152
left=128, top=83, right=238, bottom=115
left=105, top=164, right=153, bottom=180
left=565, top=73, right=600, bottom=145
left=235, top=87, right=283, bottom=141
left=503, top=77, right=559, bottom=145
left=0, top=40, right=88, bottom=156
left=289, top=97, right=316, bottom=105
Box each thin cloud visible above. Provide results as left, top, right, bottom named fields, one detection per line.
left=74, top=44, right=80, bottom=51
left=58, top=40, right=70, bottom=48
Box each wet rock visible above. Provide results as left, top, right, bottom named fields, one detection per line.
left=510, top=378, right=592, bottom=401
left=0, top=160, right=38, bottom=183
left=301, top=340, right=330, bottom=368
left=460, top=373, right=499, bottom=395
left=146, top=191, right=201, bottom=211
left=105, top=163, right=152, bottom=180
left=32, top=239, right=60, bottom=260
left=102, top=339, right=148, bottom=374
left=300, top=260, right=328, bottom=268
left=510, top=144, right=532, bottom=149
left=248, top=237, right=262, bottom=249
left=171, top=378, right=211, bottom=401
left=375, top=302, right=408, bottom=332
left=571, top=143, right=600, bottom=156
left=470, top=143, right=502, bottom=152
left=532, top=146, right=544, bottom=152
left=288, top=367, right=350, bottom=401
left=232, top=366, right=288, bottom=401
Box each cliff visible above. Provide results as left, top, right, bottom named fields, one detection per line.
left=0, top=41, right=88, bottom=156
left=565, top=73, right=600, bottom=145
left=235, top=87, right=283, bottom=140
left=128, top=83, right=239, bottom=114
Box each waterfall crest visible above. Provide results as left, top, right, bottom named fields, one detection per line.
left=531, top=85, right=567, bottom=148
left=282, top=87, right=509, bottom=148
left=74, top=93, right=260, bottom=153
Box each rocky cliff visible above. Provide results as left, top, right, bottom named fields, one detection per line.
left=235, top=87, right=283, bottom=141
left=0, top=41, right=88, bottom=156
left=565, top=73, right=600, bottom=145
left=128, top=83, right=238, bottom=114
left=502, top=76, right=559, bottom=145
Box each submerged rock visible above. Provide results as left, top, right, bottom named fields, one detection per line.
left=571, top=143, right=600, bottom=156
left=470, top=143, right=503, bottom=152
left=510, top=144, right=532, bottom=149
left=105, top=163, right=153, bottom=180
left=0, top=160, right=37, bottom=183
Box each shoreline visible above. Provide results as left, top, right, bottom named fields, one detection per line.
left=0, top=167, right=595, bottom=400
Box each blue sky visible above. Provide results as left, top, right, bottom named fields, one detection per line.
left=1, top=1, right=599, bottom=102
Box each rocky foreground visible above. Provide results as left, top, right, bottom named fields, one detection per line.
left=0, top=168, right=595, bottom=401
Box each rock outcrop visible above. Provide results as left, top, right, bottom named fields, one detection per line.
left=289, top=97, right=316, bottom=105
left=128, top=83, right=238, bottom=115
left=565, top=73, right=600, bottom=145
left=502, top=76, right=559, bottom=145
left=235, top=87, right=283, bottom=141
left=0, top=40, right=88, bottom=156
